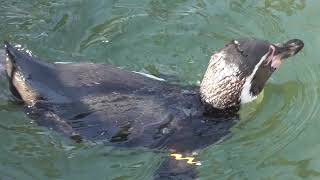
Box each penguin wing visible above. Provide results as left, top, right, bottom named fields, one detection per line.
left=4, top=41, right=166, bottom=102
left=4, top=42, right=178, bottom=145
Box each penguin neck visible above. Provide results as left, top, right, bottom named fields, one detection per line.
left=199, top=52, right=245, bottom=110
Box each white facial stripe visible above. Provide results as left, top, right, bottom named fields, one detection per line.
left=240, top=52, right=269, bottom=104
left=266, top=45, right=275, bottom=65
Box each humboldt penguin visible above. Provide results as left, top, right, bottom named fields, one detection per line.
left=0, top=38, right=304, bottom=179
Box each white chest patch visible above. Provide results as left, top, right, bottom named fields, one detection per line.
left=240, top=53, right=268, bottom=104
left=200, top=51, right=243, bottom=109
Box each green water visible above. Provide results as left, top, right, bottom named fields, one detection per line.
left=0, top=0, right=318, bottom=179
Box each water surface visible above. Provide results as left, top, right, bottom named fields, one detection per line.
left=1, top=0, right=319, bottom=179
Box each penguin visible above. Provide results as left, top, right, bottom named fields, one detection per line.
left=1, top=38, right=304, bottom=179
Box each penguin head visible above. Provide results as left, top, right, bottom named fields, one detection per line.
left=200, top=38, right=304, bottom=110
left=236, top=38, right=304, bottom=103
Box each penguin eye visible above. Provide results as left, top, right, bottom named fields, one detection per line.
left=234, top=42, right=248, bottom=57
left=241, top=51, right=248, bottom=57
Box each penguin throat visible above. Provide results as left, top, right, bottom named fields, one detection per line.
left=240, top=52, right=269, bottom=104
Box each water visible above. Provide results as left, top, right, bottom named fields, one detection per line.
left=0, top=0, right=319, bottom=179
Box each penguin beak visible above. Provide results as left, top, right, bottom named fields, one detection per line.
left=265, top=39, right=304, bottom=71
left=275, top=39, right=304, bottom=58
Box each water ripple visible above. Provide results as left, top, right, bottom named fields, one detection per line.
left=0, top=0, right=318, bottom=179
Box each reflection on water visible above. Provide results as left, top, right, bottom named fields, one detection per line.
left=262, top=0, right=306, bottom=15
left=1, top=0, right=320, bottom=179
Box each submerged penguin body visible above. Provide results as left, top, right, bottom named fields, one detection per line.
left=1, top=38, right=304, bottom=179
left=4, top=42, right=236, bottom=150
